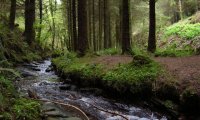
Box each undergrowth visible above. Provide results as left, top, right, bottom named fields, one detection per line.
left=164, top=23, right=200, bottom=39
left=0, top=75, right=41, bottom=120
left=53, top=53, right=161, bottom=97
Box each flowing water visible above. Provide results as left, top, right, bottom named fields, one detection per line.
left=16, top=59, right=167, bottom=120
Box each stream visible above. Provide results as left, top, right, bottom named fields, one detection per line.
left=16, top=59, right=167, bottom=120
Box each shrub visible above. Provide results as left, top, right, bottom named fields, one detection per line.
left=165, top=23, right=200, bottom=39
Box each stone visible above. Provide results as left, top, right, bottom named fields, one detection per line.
left=59, top=85, right=71, bottom=90
left=65, top=117, right=82, bottom=120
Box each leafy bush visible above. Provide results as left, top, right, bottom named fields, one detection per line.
left=165, top=23, right=200, bottom=39
left=97, top=48, right=121, bottom=55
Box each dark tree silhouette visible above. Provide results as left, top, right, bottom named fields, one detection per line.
left=121, top=0, right=131, bottom=54
left=24, top=0, right=36, bottom=45
left=9, top=0, right=16, bottom=29
left=147, top=0, right=156, bottom=53
left=77, top=0, right=88, bottom=56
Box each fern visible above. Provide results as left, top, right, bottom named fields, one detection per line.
left=0, top=68, right=21, bottom=78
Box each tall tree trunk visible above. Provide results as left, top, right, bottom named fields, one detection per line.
left=72, top=0, right=77, bottom=51
left=147, top=0, right=156, bottom=53
left=77, top=0, right=88, bottom=56
left=49, top=0, right=56, bottom=50
left=121, top=0, right=131, bottom=54
left=24, top=0, right=36, bottom=45
left=9, top=0, right=16, bottom=30
left=92, top=0, right=96, bottom=51
left=98, top=0, right=103, bottom=50
left=37, top=0, right=43, bottom=41
left=103, top=0, right=111, bottom=49
left=178, top=0, right=183, bottom=20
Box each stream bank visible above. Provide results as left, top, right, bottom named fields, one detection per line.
left=16, top=59, right=167, bottom=120
left=52, top=54, right=200, bottom=119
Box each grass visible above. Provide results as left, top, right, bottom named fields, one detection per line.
left=155, top=48, right=194, bottom=57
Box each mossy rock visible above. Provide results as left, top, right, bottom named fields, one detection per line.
left=132, top=55, right=152, bottom=66
left=180, top=88, right=200, bottom=115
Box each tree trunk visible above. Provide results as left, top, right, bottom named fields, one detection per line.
left=37, top=0, right=43, bottom=41
left=9, top=0, right=16, bottom=30
left=178, top=0, right=183, bottom=20
left=77, top=0, right=88, bottom=56
left=147, top=0, right=156, bottom=53
left=72, top=0, right=77, bottom=51
left=103, top=0, right=111, bottom=49
left=121, top=0, right=131, bottom=54
left=24, top=0, right=36, bottom=45
left=98, top=0, right=103, bottom=50
left=92, top=0, right=96, bottom=51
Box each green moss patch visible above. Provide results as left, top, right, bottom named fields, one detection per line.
left=53, top=53, right=161, bottom=98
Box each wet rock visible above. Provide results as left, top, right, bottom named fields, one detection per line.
left=47, top=117, right=81, bottom=120
left=80, top=88, right=103, bottom=95
left=30, top=67, right=41, bottom=71
left=20, top=71, right=34, bottom=77
left=64, top=79, right=72, bottom=84
left=46, top=67, right=53, bottom=72
left=45, top=111, right=68, bottom=118
left=65, top=117, right=82, bottom=120
left=39, top=81, right=51, bottom=86
left=59, top=85, right=71, bottom=90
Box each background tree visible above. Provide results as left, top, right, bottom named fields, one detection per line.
left=9, top=0, right=16, bottom=29
left=77, top=0, right=88, bottom=56
left=147, top=0, right=156, bottom=53
left=121, top=0, right=131, bottom=54
left=24, top=0, right=36, bottom=45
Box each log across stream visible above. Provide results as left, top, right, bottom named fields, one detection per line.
left=16, top=59, right=167, bottom=120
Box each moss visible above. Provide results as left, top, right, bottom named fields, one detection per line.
left=12, top=98, right=41, bottom=120
left=155, top=49, right=194, bottom=57
left=53, top=53, right=161, bottom=98
left=103, top=57, right=160, bottom=95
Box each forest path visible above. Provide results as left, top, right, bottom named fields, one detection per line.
left=155, top=55, right=200, bottom=93
left=93, top=55, right=200, bottom=93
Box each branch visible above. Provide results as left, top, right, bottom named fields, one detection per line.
left=80, top=100, right=129, bottom=120
left=32, top=98, right=90, bottom=120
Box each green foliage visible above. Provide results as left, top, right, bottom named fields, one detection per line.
left=12, top=98, right=41, bottom=120
left=103, top=56, right=160, bottom=84
left=97, top=48, right=121, bottom=55
left=155, top=49, right=194, bottom=57
left=165, top=23, right=200, bottom=39
left=53, top=53, right=103, bottom=80
left=103, top=56, right=160, bottom=94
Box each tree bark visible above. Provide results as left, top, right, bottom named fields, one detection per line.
left=121, top=0, right=131, bottom=54
left=72, top=0, right=77, bottom=51
left=24, top=0, right=36, bottom=45
left=77, top=0, right=88, bottom=56
left=103, top=0, right=111, bottom=49
left=9, top=0, right=16, bottom=30
left=147, top=0, right=156, bottom=53
left=37, top=0, right=43, bottom=41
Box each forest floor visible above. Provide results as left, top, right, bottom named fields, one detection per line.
left=155, top=55, right=200, bottom=94
left=91, top=55, right=200, bottom=94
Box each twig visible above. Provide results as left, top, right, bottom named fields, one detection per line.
left=33, top=98, right=90, bottom=120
